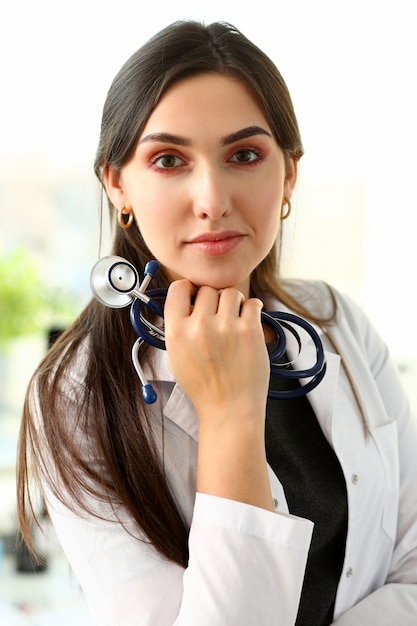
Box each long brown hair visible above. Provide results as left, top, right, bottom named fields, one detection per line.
left=17, top=20, right=337, bottom=568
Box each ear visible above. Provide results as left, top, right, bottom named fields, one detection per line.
left=283, top=156, right=298, bottom=200
left=103, top=165, right=131, bottom=210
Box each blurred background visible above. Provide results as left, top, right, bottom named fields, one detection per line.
left=1, top=0, right=416, bottom=623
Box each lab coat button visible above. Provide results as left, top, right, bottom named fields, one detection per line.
left=346, top=567, right=353, bottom=577
left=351, top=474, right=359, bottom=485
left=272, top=498, right=279, bottom=509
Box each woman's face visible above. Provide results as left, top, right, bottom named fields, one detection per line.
left=105, top=73, right=297, bottom=298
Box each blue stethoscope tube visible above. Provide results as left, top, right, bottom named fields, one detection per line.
left=90, top=256, right=327, bottom=404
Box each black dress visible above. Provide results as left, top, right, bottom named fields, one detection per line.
left=265, top=371, right=348, bottom=626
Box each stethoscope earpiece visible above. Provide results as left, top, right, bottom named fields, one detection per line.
left=90, top=257, right=326, bottom=403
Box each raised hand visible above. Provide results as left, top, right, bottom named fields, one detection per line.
left=164, top=279, right=273, bottom=511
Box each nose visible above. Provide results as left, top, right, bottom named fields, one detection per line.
left=191, top=163, right=232, bottom=220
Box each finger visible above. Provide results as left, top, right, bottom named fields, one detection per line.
left=164, top=279, right=196, bottom=321
left=239, top=297, right=264, bottom=322
left=216, top=287, right=245, bottom=317
left=192, top=285, right=223, bottom=315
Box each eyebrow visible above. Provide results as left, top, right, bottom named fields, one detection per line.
left=220, top=125, right=272, bottom=146
left=139, top=125, right=272, bottom=147
left=139, top=132, right=191, bottom=147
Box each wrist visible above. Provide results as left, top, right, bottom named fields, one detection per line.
left=197, top=421, right=273, bottom=511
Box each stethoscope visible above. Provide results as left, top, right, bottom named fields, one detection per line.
left=90, top=256, right=327, bottom=404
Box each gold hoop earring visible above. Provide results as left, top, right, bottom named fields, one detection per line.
left=118, top=207, right=134, bottom=229
left=281, top=198, right=291, bottom=220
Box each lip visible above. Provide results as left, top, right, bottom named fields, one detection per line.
left=186, top=231, right=246, bottom=256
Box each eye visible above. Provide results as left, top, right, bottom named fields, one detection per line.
left=228, top=148, right=262, bottom=164
left=151, top=153, right=185, bottom=169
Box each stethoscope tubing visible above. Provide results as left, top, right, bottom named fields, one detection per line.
left=130, top=292, right=327, bottom=400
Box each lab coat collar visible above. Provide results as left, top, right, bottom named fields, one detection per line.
left=143, top=347, right=200, bottom=441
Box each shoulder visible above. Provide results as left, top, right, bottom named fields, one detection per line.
left=268, top=279, right=385, bottom=360
left=279, top=279, right=369, bottom=327
left=279, top=278, right=336, bottom=318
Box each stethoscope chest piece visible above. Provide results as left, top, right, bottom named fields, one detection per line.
left=90, top=256, right=139, bottom=308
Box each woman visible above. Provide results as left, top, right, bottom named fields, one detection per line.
left=17, top=20, right=417, bottom=625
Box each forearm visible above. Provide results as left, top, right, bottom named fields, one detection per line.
left=46, top=485, right=313, bottom=626
left=197, top=418, right=273, bottom=511
left=165, top=282, right=273, bottom=512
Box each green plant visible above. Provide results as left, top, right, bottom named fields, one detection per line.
left=0, top=247, right=76, bottom=349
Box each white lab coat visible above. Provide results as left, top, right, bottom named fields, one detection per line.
left=41, top=283, right=417, bottom=625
